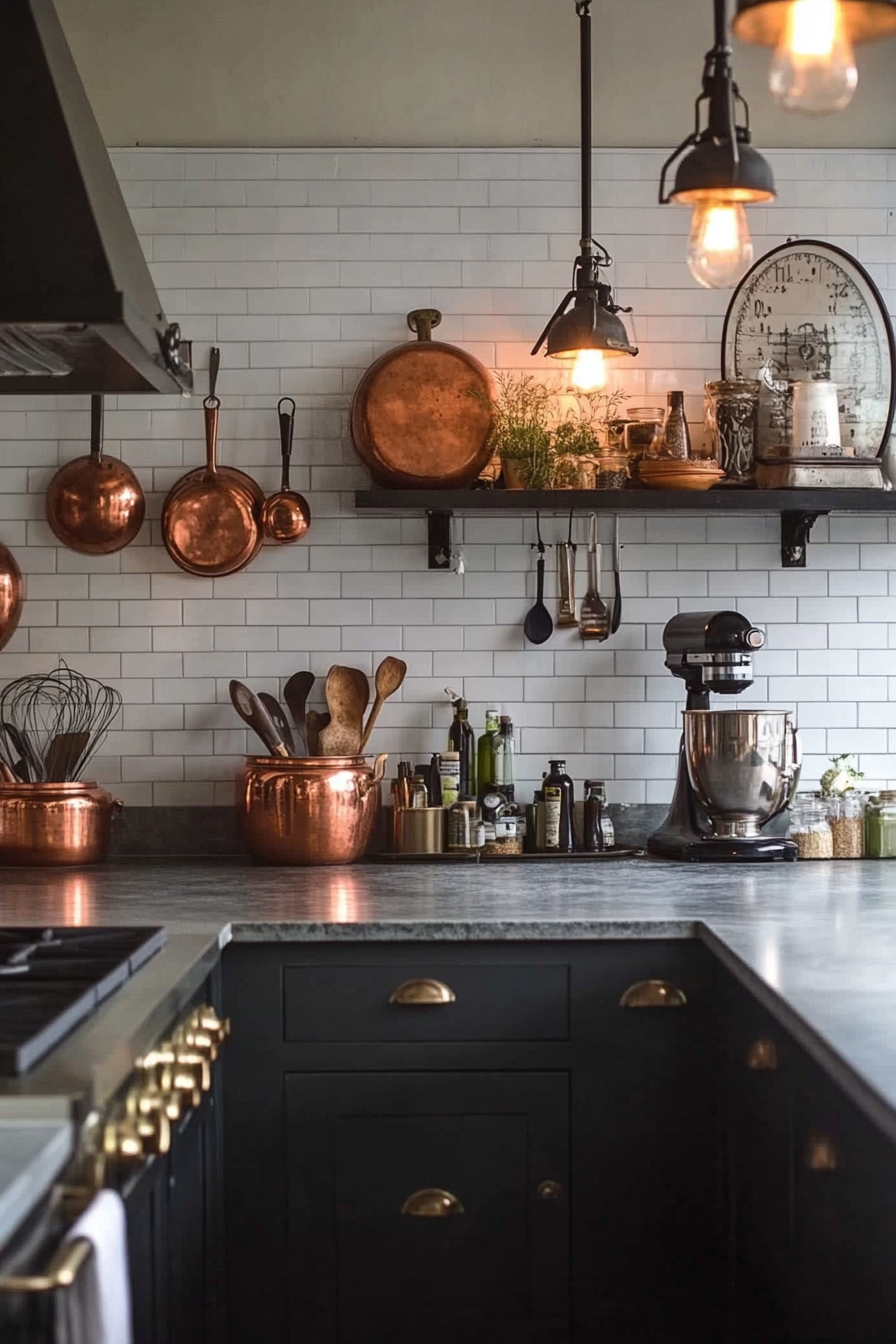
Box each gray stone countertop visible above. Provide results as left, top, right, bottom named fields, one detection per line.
left=2, top=857, right=896, bottom=1145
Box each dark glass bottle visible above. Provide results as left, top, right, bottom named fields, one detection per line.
left=447, top=694, right=475, bottom=798
left=583, top=782, right=605, bottom=852
left=543, top=759, right=576, bottom=853
left=660, top=390, right=692, bottom=461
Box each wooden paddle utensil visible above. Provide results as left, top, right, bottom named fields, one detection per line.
left=319, top=666, right=370, bottom=756
left=283, top=670, right=315, bottom=754
left=359, top=656, right=407, bottom=751
left=305, top=709, right=330, bottom=756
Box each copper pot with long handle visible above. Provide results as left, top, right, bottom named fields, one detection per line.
left=45, top=396, right=146, bottom=555
left=0, top=542, right=23, bottom=653
left=261, top=397, right=311, bottom=544
left=161, top=348, right=265, bottom=577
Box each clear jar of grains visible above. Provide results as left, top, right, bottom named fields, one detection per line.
left=787, top=798, right=833, bottom=859
left=829, top=793, right=865, bottom=859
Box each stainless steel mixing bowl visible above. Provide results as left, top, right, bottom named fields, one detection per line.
left=683, top=710, right=800, bottom=838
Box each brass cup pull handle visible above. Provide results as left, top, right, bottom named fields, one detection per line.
left=389, top=978, right=456, bottom=1006
left=0, top=1236, right=93, bottom=1294
left=619, top=979, right=687, bottom=1008
left=401, top=1188, right=464, bottom=1218
left=805, top=1131, right=838, bottom=1171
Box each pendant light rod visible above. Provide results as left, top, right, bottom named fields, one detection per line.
left=577, top=0, right=592, bottom=250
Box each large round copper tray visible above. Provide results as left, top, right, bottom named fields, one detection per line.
left=351, top=309, right=493, bottom=489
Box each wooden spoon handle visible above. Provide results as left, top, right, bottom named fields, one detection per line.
left=358, top=691, right=386, bottom=753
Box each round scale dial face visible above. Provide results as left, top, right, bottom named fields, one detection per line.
left=722, top=241, right=894, bottom=458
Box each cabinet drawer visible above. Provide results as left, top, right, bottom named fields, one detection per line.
left=282, top=962, right=570, bottom=1042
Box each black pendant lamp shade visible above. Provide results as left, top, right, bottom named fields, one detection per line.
left=531, top=0, right=638, bottom=365
left=733, top=0, right=896, bottom=44
left=660, top=0, right=776, bottom=207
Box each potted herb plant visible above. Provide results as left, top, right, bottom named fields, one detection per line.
left=474, top=372, right=555, bottom=489
left=552, top=386, right=629, bottom=488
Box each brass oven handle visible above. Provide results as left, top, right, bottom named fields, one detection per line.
left=400, top=1188, right=464, bottom=1217
left=619, top=979, right=687, bottom=1008
left=0, top=1236, right=93, bottom=1294
left=746, top=1038, right=779, bottom=1071
left=389, top=978, right=456, bottom=1006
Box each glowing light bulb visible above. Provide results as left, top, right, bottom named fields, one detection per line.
left=686, top=203, right=754, bottom=290
left=570, top=348, right=607, bottom=391
left=769, top=0, right=858, bottom=114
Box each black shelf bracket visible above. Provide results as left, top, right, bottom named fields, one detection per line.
left=427, top=510, right=453, bottom=570
left=781, top=511, right=827, bottom=568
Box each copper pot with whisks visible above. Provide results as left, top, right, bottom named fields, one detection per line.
left=0, top=542, right=23, bottom=653
left=45, top=396, right=146, bottom=555
left=0, top=782, right=123, bottom=866
left=236, top=754, right=387, bottom=865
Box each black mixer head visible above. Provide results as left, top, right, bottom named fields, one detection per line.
left=662, top=610, right=765, bottom=699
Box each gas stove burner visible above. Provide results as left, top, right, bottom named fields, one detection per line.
left=0, top=926, right=166, bottom=1075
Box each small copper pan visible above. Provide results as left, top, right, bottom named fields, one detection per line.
left=351, top=308, right=493, bottom=489
left=0, top=542, right=23, bottom=653
left=262, top=397, right=311, bottom=545
left=45, top=396, right=145, bottom=555
left=161, top=349, right=265, bottom=578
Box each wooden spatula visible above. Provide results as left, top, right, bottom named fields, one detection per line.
left=319, top=666, right=370, bottom=756
left=305, top=710, right=330, bottom=756
left=359, top=656, right=407, bottom=751
left=284, top=670, right=314, bottom=753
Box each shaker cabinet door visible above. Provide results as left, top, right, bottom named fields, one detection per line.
left=125, top=1153, right=171, bottom=1344
left=284, top=1071, right=570, bottom=1344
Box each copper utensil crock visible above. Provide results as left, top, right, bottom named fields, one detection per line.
left=0, top=543, right=23, bottom=653
left=46, top=396, right=146, bottom=555
left=0, top=781, right=122, bottom=866
left=236, top=753, right=387, bottom=865
left=262, top=397, right=311, bottom=544
left=350, top=308, right=493, bottom=489
left=161, top=348, right=265, bottom=577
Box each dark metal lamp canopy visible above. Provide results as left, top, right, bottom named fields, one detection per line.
left=733, top=0, right=896, bottom=44
left=660, top=0, right=777, bottom=206
left=531, top=0, right=637, bottom=365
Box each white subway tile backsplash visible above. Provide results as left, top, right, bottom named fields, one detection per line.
left=2, top=146, right=896, bottom=800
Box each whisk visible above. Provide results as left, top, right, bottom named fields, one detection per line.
left=0, top=662, right=122, bottom=783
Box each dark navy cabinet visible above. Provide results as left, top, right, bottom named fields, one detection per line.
left=223, top=939, right=724, bottom=1344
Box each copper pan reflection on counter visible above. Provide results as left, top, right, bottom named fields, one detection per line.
left=0, top=872, right=98, bottom=925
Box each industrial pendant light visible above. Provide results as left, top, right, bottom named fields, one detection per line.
left=659, top=0, right=776, bottom=289
left=733, top=0, right=896, bottom=114
left=531, top=0, right=637, bottom=392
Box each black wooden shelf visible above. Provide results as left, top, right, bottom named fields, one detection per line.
left=355, top=487, right=895, bottom=513
left=354, top=487, right=896, bottom=568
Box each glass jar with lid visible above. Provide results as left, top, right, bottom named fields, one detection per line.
left=865, top=791, right=896, bottom=858
left=787, top=798, right=833, bottom=859
left=623, top=406, right=664, bottom=462
left=593, top=452, right=630, bottom=490
left=829, top=793, right=865, bottom=859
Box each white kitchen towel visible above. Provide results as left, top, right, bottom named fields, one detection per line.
left=55, top=1189, right=133, bottom=1344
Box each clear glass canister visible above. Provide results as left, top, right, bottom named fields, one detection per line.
left=787, top=799, right=833, bottom=859
left=704, top=379, right=760, bottom=482
left=829, top=793, right=865, bottom=859
left=593, top=452, right=630, bottom=490
left=623, top=406, right=663, bottom=461
left=865, top=791, right=896, bottom=858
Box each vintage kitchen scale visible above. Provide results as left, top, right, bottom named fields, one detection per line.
left=721, top=239, right=896, bottom=486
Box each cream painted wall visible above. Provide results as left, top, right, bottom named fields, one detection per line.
left=57, top=0, right=896, bottom=149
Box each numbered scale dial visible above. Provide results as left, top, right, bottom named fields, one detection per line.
left=721, top=240, right=896, bottom=457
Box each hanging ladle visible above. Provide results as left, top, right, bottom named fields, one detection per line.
left=523, top=512, right=554, bottom=646
left=262, top=397, right=311, bottom=545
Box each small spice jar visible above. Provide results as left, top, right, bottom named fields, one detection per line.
left=865, top=791, right=896, bottom=858
left=787, top=798, right=833, bottom=860
left=829, top=793, right=865, bottom=859
left=593, top=451, right=630, bottom=490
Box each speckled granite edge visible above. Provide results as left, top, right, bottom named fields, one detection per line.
left=227, top=917, right=698, bottom=941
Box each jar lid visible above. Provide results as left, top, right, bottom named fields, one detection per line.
left=878, top=790, right=896, bottom=801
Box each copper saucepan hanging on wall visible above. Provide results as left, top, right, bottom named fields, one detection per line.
left=161, top=348, right=265, bottom=577
left=0, top=542, right=23, bottom=653
left=350, top=309, right=494, bottom=489
left=45, top=396, right=146, bottom=554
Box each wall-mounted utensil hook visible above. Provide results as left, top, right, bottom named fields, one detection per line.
left=427, top=510, right=453, bottom=569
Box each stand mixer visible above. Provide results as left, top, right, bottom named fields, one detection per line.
left=648, top=610, right=800, bottom=862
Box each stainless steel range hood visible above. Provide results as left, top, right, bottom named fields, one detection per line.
left=0, top=0, right=192, bottom=396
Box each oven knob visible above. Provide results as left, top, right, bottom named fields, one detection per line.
left=195, top=1007, right=231, bottom=1043
left=176, top=1024, right=218, bottom=1061
left=126, top=1089, right=172, bottom=1156
left=103, top=1116, right=143, bottom=1165
left=174, top=1050, right=212, bottom=1093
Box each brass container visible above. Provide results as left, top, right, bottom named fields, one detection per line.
left=0, top=782, right=123, bottom=866
left=236, top=754, right=387, bottom=865
left=392, top=806, right=445, bottom=855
